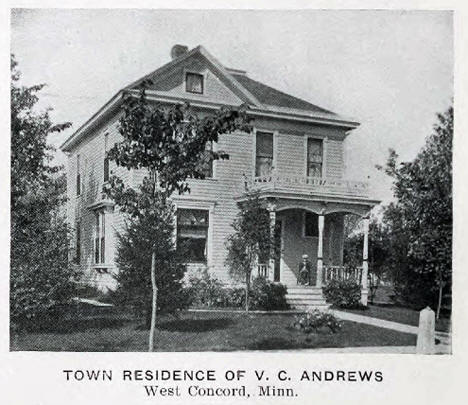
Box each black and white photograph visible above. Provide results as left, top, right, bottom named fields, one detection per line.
left=8, top=7, right=454, bottom=356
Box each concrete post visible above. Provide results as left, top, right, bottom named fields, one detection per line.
left=361, top=216, right=369, bottom=306
left=416, top=306, right=436, bottom=354
left=316, top=214, right=325, bottom=287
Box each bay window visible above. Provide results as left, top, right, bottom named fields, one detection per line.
left=94, top=211, right=106, bottom=264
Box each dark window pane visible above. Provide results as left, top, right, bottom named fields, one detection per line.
left=199, top=142, right=213, bottom=178
left=177, top=209, right=209, bottom=263
left=76, top=224, right=81, bottom=264
left=256, top=132, right=273, bottom=176
left=104, top=157, right=109, bottom=182
left=76, top=173, right=81, bottom=196
left=305, top=212, right=319, bottom=237
left=186, top=73, right=203, bottom=94
left=100, top=237, right=105, bottom=263
left=307, top=138, right=323, bottom=177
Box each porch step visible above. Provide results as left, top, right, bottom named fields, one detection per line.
left=285, top=286, right=329, bottom=310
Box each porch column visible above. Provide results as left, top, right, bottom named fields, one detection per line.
left=268, top=207, right=276, bottom=282
left=316, top=213, right=325, bottom=287
left=361, top=216, right=369, bottom=305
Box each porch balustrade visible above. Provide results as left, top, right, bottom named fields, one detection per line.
left=243, top=174, right=369, bottom=198
left=323, top=265, right=363, bottom=284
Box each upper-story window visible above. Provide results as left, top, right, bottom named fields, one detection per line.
left=307, top=138, right=323, bottom=177
left=186, top=72, right=204, bottom=94
left=199, top=141, right=213, bottom=178
left=177, top=209, right=209, bottom=263
left=94, top=211, right=106, bottom=264
left=256, top=131, right=274, bottom=177
left=76, top=154, right=81, bottom=196
left=103, top=133, right=110, bottom=182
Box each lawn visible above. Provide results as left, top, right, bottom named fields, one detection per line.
left=340, top=305, right=451, bottom=332
left=10, top=309, right=416, bottom=351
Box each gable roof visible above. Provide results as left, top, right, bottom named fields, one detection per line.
left=61, top=45, right=358, bottom=152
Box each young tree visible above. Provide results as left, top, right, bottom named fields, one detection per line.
left=104, top=85, right=251, bottom=350
left=10, top=55, right=77, bottom=329
left=225, top=193, right=274, bottom=311
left=378, top=105, right=452, bottom=317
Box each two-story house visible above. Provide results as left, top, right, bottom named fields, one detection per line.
left=61, top=45, right=379, bottom=308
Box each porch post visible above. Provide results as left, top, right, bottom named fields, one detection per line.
left=268, top=202, right=276, bottom=282
left=361, top=216, right=369, bottom=305
left=316, top=213, right=325, bottom=287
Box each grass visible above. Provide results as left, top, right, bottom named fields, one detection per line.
left=10, top=309, right=416, bottom=352
left=340, top=305, right=451, bottom=332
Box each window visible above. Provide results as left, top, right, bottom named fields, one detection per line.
left=104, top=133, right=110, bottom=182
left=304, top=212, right=319, bottom=237
left=177, top=209, right=209, bottom=263
left=186, top=72, right=204, bottom=94
left=94, top=211, right=106, bottom=264
left=75, top=221, right=81, bottom=264
left=76, top=154, right=81, bottom=196
left=199, top=141, right=213, bottom=178
left=307, top=138, right=323, bottom=177
left=255, top=131, right=274, bottom=176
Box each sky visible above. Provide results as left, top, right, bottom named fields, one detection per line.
left=10, top=8, right=453, bottom=204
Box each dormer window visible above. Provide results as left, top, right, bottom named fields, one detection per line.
left=186, top=72, right=204, bottom=94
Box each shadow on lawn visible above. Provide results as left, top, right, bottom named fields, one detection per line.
left=157, top=318, right=234, bottom=332
left=35, top=316, right=131, bottom=334
left=247, top=337, right=304, bottom=350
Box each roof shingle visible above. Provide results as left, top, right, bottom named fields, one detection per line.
left=231, top=74, right=336, bottom=115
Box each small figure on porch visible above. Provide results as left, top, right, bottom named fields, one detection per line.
left=298, top=254, right=312, bottom=285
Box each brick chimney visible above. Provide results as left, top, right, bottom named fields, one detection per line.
left=171, top=44, right=189, bottom=60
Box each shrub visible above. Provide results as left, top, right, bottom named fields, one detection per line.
left=186, top=268, right=229, bottom=308
left=186, top=273, right=289, bottom=311
left=249, top=277, right=289, bottom=310
left=322, top=279, right=363, bottom=309
left=292, top=310, right=342, bottom=334
left=113, top=213, right=190, bottom=327
left=10, top=220, right=80, bottom=331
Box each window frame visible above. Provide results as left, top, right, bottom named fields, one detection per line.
left=94, top=211, right=106, bottom=265
left=76, top=154, right=81, bottom=197
left=103, top=133, right=110, bottom=183
left=254, top=129, right=276, bottom=177
left=303, top=135, right=327, bottom=178
left=176, top=208, right=210, bottom=264
left=185, top=72, right=204, bottom=94
left=75, top=220, right=81, bottom=264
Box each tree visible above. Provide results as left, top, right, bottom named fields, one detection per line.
left=112, top=188, right=188, bottom=327
left=225, top=193, right=274, bottom=311
left=378, top=105, right=452, bottom=317
left=104, top=84, right=251, bottom=350
left=10, top=55, right=77, bottom=329
left=343, top=216, right=391, bottom=304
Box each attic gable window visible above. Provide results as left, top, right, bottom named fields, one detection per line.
left=186, top=72, right=204, bottom=94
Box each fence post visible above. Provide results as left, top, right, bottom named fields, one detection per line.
left=416, top=306, right=436, bottom=354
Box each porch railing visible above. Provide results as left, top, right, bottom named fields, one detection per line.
left=243, top=174, right=369, bottom=198
left=323, top=265, right=363, bottom=284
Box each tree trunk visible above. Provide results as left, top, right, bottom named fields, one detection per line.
left=245, top=271, right=250, bottom=312
left=436, top=280, right=443, bottom=321
left=148, top=251, right=157, bottom=352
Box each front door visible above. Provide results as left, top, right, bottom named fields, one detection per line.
left=274, top=220, right=282, bottom=282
